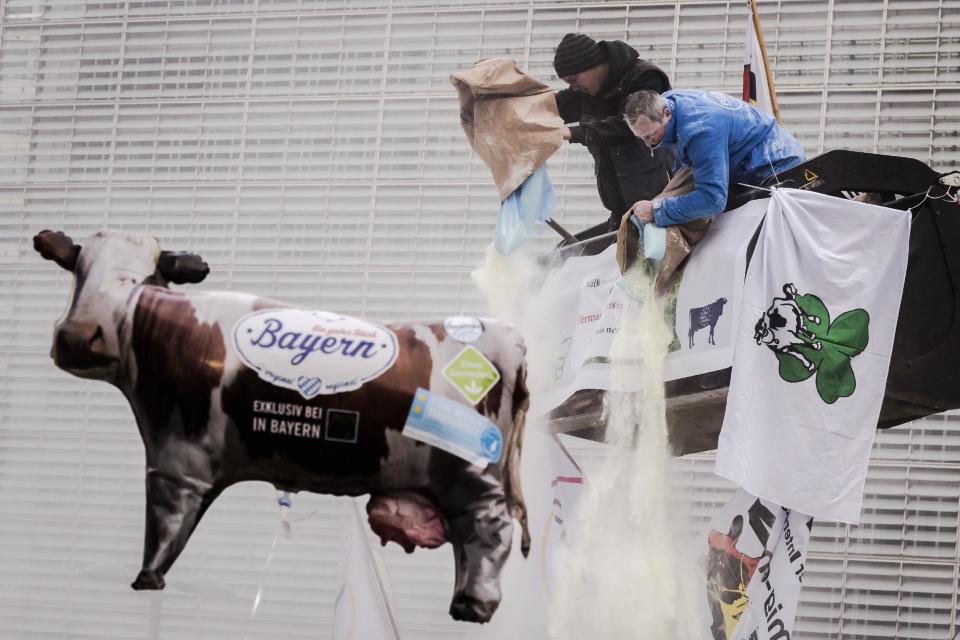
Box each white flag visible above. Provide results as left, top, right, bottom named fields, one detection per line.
left=716, top=188, right=911, bottom=524
left=332, top=500, right=402, bottom=640
left=743, top=11, right=774, bottom=116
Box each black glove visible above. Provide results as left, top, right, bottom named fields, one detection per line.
left=607, top=210, right=626, bottom=232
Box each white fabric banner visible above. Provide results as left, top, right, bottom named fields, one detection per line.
left=331, top=500, right=402, bottom=640
left=536, top=199, right=767, bottom=413
left=540, top=434, right=584, bottom=593
left=701, top=489, right=812, bottom=640
left=731, top=506, right=812, bottom=640
left=716, top=188, right=911, bottom=524
left=490, top=432, right=585, bottom=637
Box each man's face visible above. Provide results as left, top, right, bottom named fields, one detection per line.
left=628, top=107, right=671, bottom=148
left=562, top=63, right=609, bottom=96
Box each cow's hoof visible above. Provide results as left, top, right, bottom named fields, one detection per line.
left=131, top=570, right=165, bottom=590
left=450, top=595, right=497, bottom=624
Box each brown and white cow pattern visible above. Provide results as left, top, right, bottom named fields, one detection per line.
left=34, top=228, right=530, bottom=624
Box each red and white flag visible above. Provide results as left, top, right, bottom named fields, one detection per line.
left=743, top=10, right=774, bottom=117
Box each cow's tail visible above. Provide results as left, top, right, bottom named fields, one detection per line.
left=503, top=361, right=531, bottom=558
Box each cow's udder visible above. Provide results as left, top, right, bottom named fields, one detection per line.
left=366, top=491, right=448, bottom=553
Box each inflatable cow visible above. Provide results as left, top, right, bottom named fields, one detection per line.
left=34, top=228, right=530, bottom=623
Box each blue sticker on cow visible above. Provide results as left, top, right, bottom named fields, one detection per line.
left=480, top=426, right=502, bottom=460
left=233, top=309, right=399, bottom=400
left=402, top=388, right=503, bottom=468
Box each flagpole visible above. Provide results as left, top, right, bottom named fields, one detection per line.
left=748, top=0, right=782, bottom=123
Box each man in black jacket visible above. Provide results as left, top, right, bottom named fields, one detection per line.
left=554, top=33, right=675, bottom=230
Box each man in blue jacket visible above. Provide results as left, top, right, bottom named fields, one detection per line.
left=623, top=89, right=805, bottom=226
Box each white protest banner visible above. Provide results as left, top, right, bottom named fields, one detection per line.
left=536, top=199, right=767, bottom=413
left=716, top=188, right=911, bottom=524
left=332, top=500, right=401, bottom=640
left=536, top=243, right=622, bottom=411
left=701, top=489, right=812, bottom=640
left=668, top=198, right=768, bottom=381
left=731, top=507, right=812, bottom=640
left=540, top=435, right=585, bottom=595
left=702, top=489, right=778, bottom=640
left=478, top=432, right=584, bottom=638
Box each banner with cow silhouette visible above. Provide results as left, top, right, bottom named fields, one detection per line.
left=716, top=188, right=911, bottom=524
left=537, top=199, right=768, bottom=412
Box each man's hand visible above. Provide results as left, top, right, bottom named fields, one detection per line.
left=628, top=200, right=655, bottom=224
left=561, top=125, right=571, bottom=141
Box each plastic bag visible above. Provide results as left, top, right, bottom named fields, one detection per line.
left=628, top=213, right=667, bottom=261
left=642, top=221, right=667, bottom=261
left=494, top=165, right=556, bottom=255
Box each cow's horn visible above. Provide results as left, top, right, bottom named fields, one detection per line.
left=33, top=230, right=81, bottom=272
left=157, top=251, right=210, bottom=284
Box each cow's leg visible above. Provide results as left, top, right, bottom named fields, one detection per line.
left=432, top=466, right=513, bottom=623
left=795, top=327, right=822, bottom=350
left=783, top=347, right=815, bottom=372
left=132, top=469, right=218, bottom=590
left=708, top=324, right=716, bottom=345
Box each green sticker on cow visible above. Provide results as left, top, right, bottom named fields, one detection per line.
left=442, top=346, right=501, bottom=404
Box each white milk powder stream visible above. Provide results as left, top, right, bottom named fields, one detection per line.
left=474, top=246, right=703, bottom=639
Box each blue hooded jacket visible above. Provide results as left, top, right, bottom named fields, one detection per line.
left=652, top=90, right=805, bottom=226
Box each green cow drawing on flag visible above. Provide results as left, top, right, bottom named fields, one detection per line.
left=753, top=283, right=870, bottom=404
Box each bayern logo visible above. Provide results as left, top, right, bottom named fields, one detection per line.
left=232, top=309, right=399, bottom=399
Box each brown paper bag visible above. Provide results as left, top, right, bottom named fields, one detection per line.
left=615, top=166, right=712, bottom=295
left=450, top=58, right=565, bottom=200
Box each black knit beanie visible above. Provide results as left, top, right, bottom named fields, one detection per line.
left=553, top=33, right=607, bottom=78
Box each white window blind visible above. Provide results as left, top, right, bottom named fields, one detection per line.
left=1, top=2, right=958, bottom=639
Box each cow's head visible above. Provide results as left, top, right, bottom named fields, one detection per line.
left=33, top=228, right=209, bottom=378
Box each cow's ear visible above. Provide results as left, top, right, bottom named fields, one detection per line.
left=157, top=251, right=210, bottom=284
left=34, top=230, right=81, bottom=272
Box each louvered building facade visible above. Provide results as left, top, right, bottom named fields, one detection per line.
left=1, top=1, right=958, bottom=638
